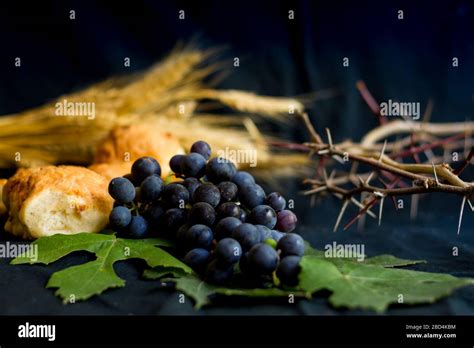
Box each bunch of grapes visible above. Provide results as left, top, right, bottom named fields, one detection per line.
left=107, top=141, right=304, bottom=287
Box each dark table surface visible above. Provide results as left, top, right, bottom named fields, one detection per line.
left=1, top=188, right=472, bottom=316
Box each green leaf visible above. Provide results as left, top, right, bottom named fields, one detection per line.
left=362, top=254, right=426, bottom=267
left=299, top=255, right=474, bottom=313
left=143, top=267, right=189, bottom=280
left=11, top=233, right=192, bottom=302
left=168, top=274, right=306, bottom=309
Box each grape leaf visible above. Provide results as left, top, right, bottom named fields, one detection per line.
left=166, top=274, right=304, bottom=309
left=11, top=233, right=192, bottom=302
left=299, top=255, right=474, bottom=313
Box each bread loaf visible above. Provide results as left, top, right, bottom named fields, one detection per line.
left=2, top=166, right=113, bottom=240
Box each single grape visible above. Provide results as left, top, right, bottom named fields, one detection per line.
left=108, top=177, right=136, bottom=203
left=247, top=243, right=279, bottom=275
left=127, top=215, right=149, bottom=238
left=163, top=208, right=188, bottom=233
left=131, top=156, right=161, bottom=184
left=176, top=223, right=190, bottom=248
left=190, top=140, right=212, bottom=160
left=255, top=224, right=273, bottom=242
left=231, top=171, right=255, bottom=188
left=277, top=233, right=305, bottom=257
left=183, top=248, right=211, bottom=274
left=215, top=238, right=242, bottom=266
left=189, top=202, right=216, bottom=226
left=215, top=216, right=242, bottom=241
left=231, top=223, right=260, bottom=251
left=216, top=202, right=241, bottom=220
left=206, top=157, right=237, bottom=183
left=162, top=183, right=189, bottom=208
left=182, top=177, right=201, bottom=200
left=180, top=153, right=206, bottom=178
left=276, top=210, right=298, bottom=232
left=271, top=230, right=285, bottom=242
left=217, top=181, right=238, bottom=202
left=192, top=183, right=221, bottom=207
left=139, top=175, right=163, bottom=203
left=169, top=154, right=185, bottom=175
left=276, top=255, right=301, bottom=286
left=249, top=205, right=277, bottom=229
left=143, top=203, right=165, bottom=228
left=109, top=206, right=132, bottom=230
left=266, top=192, right=286, bottom=212
left=205, top=259, right=234, bottom=284
left=185, top=224, right=214, bottom=250
left=123, top=173, right=138, bottom=186
left=238, top=183, right=266, bottom=210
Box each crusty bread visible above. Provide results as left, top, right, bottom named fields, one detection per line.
left=93, top=124, right=185, bottom=177
left=88, top=162, right=132, bottom=182
left=2, top=166, right=113, bottom=240
left=0, top=179, right=7, bottom=216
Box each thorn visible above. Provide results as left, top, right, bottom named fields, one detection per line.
left=332, top=155, right=345, bottom=164
left=357, top=175, right=366, bottom=186
left=431, top=161, right=440, bottom=185
left=468, top=199, right=474, bottom=212
left=333, top=199, right=349, bottom=232
left=325, top=128, right=334, bottom=149
left=365, top=172, right=375, bottom=185
left=378, top=140, right=387, bottom=162
left=317, top=149, right=330, bottom=155
left=349, top=197, right=377, bottom=219
left=303, top=186, right=327, bottom=195
left=328, top=170, right=336, bottom=182
left=322, top=168, right=329, bottom=183
left=378, top=197, right=385, bottom=226
left=457, top=196, right=467, bottom=235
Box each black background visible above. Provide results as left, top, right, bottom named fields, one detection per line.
left=0, top=0, right=473, bottom=316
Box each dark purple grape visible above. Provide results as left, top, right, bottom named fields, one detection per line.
left=276, top=255, right=301, bottom=286
left=189, top=202, right=216, bottom=226
left=169, top=154, right=184, bottom=175
left=247, top=243, right=279, bottom=275
left=190, top=140, right=212, bottom=160
left=217, top=181, right=238, bottom=202
left=176, top=223, right=190, bottom=247
left=206, top=157, right=237, bottom=183
left=266, top=192, right=286, bottom=212
left=139, top=175, right=163, bottom=203
left=215, top=238, right=242, bottom=266
left=123, top=173, right=138, bottom=186
left=143, top=203, right=165, bottom=228
left=205, top=259, right=234, bottom=284
left=163, top=208, right=188, bottom=233
left=255, top=225, right=273, bottom=242
left=193, top=183, right=221, bottom=207
left=108, top=177, right=136, bottom=203
left=216, top=202, right=241, bottom=220
left=276, top=210, right=298, bottom=232
left=131, top=156, right=161, bottom=184
left=162, top=183, right=189, bottom=208
left=215, top=217, right=242, bottom=241
left=127, top=215, right=149, bottom=238
left=180, top=153, right=206, bottom=178
left=249, top=205, right=277, bottom=229
left=109, top=206, right=131, bottom=230
left=183, top=248, right=211, bottom=274
left=185, top=224, right=214, bottom=250
left=231, top=171, right=255, bottom=188
left=239, top=183, right=266, bottom=209
left=231, top=223, right=260, bottom=251
left=182, top=177, right=201, bottom=200
left=277, top=233, right=305, bottom=257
